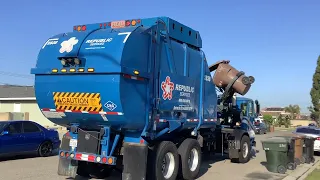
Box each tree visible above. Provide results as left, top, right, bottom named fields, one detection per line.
left=284, top=104, right=300, bottom=119
left=263, top=114, right=274, bottom=126
left=277, top=114, right=284, bottom=127
left=309, top=55, right=320, bottom=126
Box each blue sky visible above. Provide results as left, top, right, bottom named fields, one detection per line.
left=0, top=0, right=319, bottom=113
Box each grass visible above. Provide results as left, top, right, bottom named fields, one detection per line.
left=274, top=126, right=296, bottom=131
left=305, top=167, right=320, bottom=180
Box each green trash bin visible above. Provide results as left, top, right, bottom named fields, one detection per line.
left=262, top=137, right=290, bottom=174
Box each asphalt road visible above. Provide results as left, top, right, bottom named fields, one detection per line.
left=0, top=130, right=311, bottom=180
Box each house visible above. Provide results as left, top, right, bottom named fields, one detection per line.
left=261, top=107, right=291, bottom=119
left=0, top=85, right=56, bottom=127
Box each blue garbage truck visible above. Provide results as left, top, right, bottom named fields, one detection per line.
left=31, top=16, right=258, bottom=180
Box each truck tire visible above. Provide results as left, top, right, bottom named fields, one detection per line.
left=150, top=141, right=179, bottom=180
left=178, top=138, right=202, bottom=180
left=231, top=135, right=251, bottom=163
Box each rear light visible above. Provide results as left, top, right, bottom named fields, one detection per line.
left=70, top=153, right=74, bottom=158
left=125, top=20, right=131, bottom=26
left=60, top=151, right=65, bottom=157
left=81, top=25, right=86, bottom=31
left=65, top=152, right=69, bottom=158
left=131, top=20, right=137, bottom=26
left=316, top=137, right=320, bottom=140
left=87, top=68, right=95, bottom=72
left=61, top=69, right=67, bottom=73
left=77, top=26, right=81, bottom=31
left=96, top=156, right=101, bottom=162
left=102, top=157, right=107, bottom=163
left=108, top=157, right=113, bottom=164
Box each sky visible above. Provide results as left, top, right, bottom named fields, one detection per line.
left=0, top=0, right=319, bottom=113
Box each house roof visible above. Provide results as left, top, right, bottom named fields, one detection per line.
left=0, top=85, right=36, bottom=100
left=262, top=107, right=285, bottom=112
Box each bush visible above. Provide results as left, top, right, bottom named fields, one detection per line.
left=263, top=114, right=274, bottom=126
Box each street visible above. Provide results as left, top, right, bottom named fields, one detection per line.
left=0, top=130, right=316, bottom=180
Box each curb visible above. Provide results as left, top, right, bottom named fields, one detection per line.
left=282, top=159, right=320, bottom=180
left=297, top=159, right=320, bottom=180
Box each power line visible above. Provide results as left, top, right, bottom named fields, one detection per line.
left=0, top=82, right=33, bottom=86
left=0, top=71, right=34, bottom=79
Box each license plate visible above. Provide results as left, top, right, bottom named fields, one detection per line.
left=69, top=139, right=78, bottom=147
left=111, top=20, right=125, bottom=28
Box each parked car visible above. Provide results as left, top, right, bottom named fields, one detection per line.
left=0, top=120, right=61, bottom=158
left=254, top=120, right=267, bottom=134
left=308, top=123, right=317, bottom=127
left=292, top=126, right=320, bottom=153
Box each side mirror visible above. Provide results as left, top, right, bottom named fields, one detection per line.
left=255, top=100, right=260, bottom=116
left=1, top=131, right=9, bottom=135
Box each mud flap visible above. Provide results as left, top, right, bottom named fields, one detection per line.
left=122, top=143, right=148, bottom=180
left=57, top=157, right=78, bottom=178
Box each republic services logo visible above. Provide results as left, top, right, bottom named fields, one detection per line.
left=161, top=76, right=174, bottom=100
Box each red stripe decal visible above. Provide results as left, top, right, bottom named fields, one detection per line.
left=106, top=112, right=118, bottom=115
left=88, top=155, right=95, bottom=162
left=88, top=111, right=99, bottom=114
left=42, top=108, right=50, bottom=111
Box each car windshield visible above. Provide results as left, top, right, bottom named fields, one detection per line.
left=0, top=122, right=9, bottom=131
left=296, top=127, right=320, bottom=135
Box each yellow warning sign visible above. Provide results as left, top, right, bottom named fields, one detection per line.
left=53, top=92, right=103, bottom=112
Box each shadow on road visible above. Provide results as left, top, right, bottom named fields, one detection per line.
left=196, top=153, right=229, bottom=178
left=0, top=149, right=59, bottom=162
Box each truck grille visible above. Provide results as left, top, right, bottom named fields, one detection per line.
left=77, top=130, right=101, bottom=154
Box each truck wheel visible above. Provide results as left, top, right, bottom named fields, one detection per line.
left=151, top=141, right=179, bottom=180
left=231, top=135, right=251, bottom=163
left=178, top=138, right=202, bottom=180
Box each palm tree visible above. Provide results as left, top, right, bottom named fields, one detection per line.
left=284, top=105, right=301, bottom=119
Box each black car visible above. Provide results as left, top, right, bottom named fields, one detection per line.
left=254, top=120, right=267, bottom=134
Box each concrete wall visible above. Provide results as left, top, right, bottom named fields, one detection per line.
left=290, top=119, right=317, bottom=127
left=0, top=100, right=56, bottom=127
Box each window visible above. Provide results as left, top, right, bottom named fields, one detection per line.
left=23, top=122, right=40, bottom=133
left=248, top=101, right=253, bottom=116
left=13, top=103, right=21, bottom=112
left=240, top=103, right=248, bottom=116
left=4, top=123, right=22, bottom=134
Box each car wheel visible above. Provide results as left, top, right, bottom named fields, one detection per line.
left=38, top=141, right=53, bottom=157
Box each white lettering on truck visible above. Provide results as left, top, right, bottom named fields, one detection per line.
left=42, top=38, right=59, bottom=49
left=85, top=38, right=113, bottom=46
